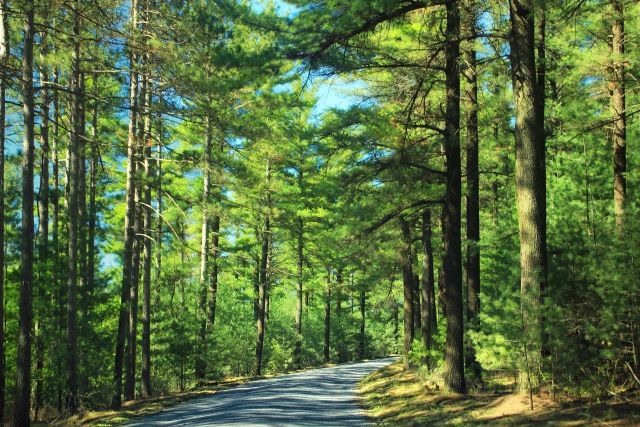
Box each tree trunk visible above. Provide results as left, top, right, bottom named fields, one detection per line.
left=207, top=137, right=222, bottom=348
left=536, top=1, right=550, bottom=361
left=15, top=1, right=35, bottom=424
left=421, top=209, right=434, bottom=368
left=77, top=71, right=88, bottom=394
left=255, top=159, right=271, bottom=376
left=610, top=0, right=625, bottom=233
left=359, top=289, right=365, bottom=360
left=140, top=72, right=153, bottom=398
left=52, top=67, right=63, bottom=413
left=35, top=62, right=51, bottom=421
left=294, top=216, right=303, bottom=367
left=86, top=85, right=98, bottom=389
left=509, top=0, right=546, bottom=392
left=196, top=115, right=212, bottom=382
left=0, top=0, right=8, bottom=420
left=65, top=2, right=83, bottom=413
left=413, top=273, right=421, bottom=333
left=323, top=268, right=331, bottom=363
left=335, top=269, right=346, bottom=363
left=400, top=218, right=414, bottom=368
left=113, top=0, right=139, bottom=407
left=442, top=0, right=466, bottom=393
left=463, top=0, right=481, bottom=381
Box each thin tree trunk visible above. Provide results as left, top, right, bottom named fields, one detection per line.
left=206, top=135, right=222, bottom=348
left=35, top=62, right=51, bottom=421
left=400, top=218, right=414, bottom=368
left=141, top=74, right=153, bottom=398
left=323, top=268, right=331, bottom=363
left=86, top=79, right=98, bottom=390
left=154, top=122, right=162, bottom=310
left=421, top=209, right=434, bottom=368
left=52, top=67, right=63, bottom=413
left=442, top=0, right=465, bottom=393
left=15, top=1, right=35, bottom=424
left=413, top=273, right=421, bottom=332
left=610, top=0, right=625, bottom=233
left=463, top=0, right=481, bottom=381
left=255, top=159, right=270, bottom=376
left=335, top=269, right=346, bottom=363
left=77, top=71, right=88, bottom=394
left=359, top=289, right=365, bottom=360
left=0, top=0, right=8, bottom=419
left=294, top=216, right=303, bottom=367
left=65, top=1, right=83, bottom=413
left=113, top=0, right=139, bottom=407
left=509, top=0, right=545, bottom=392
left=196, top=115, right=212, bottom=382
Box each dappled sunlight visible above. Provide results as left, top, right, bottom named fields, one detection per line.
left=359, top=362, right=640, bottom=426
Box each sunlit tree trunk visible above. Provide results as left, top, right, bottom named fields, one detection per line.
left=141, top=72, right=153, bottom=398
left=113, top=0, right=139, bottom=408
left=509, top=0, right=546, bottom=392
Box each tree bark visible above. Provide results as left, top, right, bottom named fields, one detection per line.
left=0, top=0, right=8, bottom=420
left=196, top=115, right=212, bottom=382
left=15, top=1, right=35, bottom=424
left=323, top=268, right=331, bottom=363
left=463, top=0, right=481, bottom=381
left=65, top=1, right=83, bottom=413
left=359, top=289, right=366, bottom=360
left=509, top=0, right=545, bottom=392
left=113, top=0, right=139, bottom=407
left=35, top=59, right=51, bottom=420
left=294, top=216, right=303, bottom=367
left=610, top=0, right=625, bottom=233
left=442, top=0, right=466, bottom=393
left=141, top=71, right=153, bottom=398
left=255, top=159, right=271, bottom=376
left=400, top=218, right=414, bottom=368
left=207, top=137, right=222, bottom=349
left=421, top=209, right=434, bottom=368
left=86, top=84, right=98, bottom=387
left=413, top=273, right=421, bottom=333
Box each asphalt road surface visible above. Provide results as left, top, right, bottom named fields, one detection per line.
left=127, top=357, right=397, bottom=426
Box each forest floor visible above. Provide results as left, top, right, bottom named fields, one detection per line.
left=358, top=362, right=640, bottom=426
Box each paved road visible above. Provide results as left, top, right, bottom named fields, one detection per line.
left=127, top=357, right=397, bottom=426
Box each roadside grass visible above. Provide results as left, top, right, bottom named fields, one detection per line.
left=358, top=362, right=640, bottom=426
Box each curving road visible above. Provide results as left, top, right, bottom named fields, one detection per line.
left=127, top=357, right=396, bottom=426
